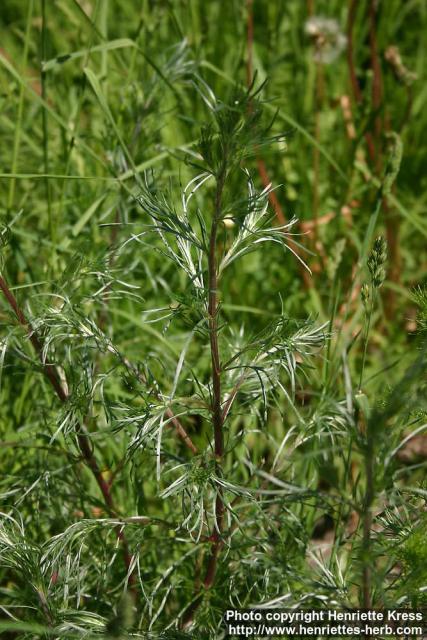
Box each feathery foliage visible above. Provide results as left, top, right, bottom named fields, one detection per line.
left=1, top=1, right=427, bottom=638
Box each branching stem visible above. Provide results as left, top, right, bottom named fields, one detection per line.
left=0, top=274, right=136, bottom=588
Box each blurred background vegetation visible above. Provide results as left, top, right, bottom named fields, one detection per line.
left=1, top=0, right=426, bottom=340
left=1, top=0, right=427, bottom=638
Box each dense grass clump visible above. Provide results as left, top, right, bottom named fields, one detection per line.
left=1, top=1, right=427, bottom=638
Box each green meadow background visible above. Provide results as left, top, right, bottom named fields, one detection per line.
left=1, top=1, right=427, bottom=638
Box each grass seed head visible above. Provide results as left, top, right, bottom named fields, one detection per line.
left=368, top=236, right=387, bottom=288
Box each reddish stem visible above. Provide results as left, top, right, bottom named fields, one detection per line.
left=0, top=274, right=136, bottom=587
left=181, top=168, right=227, bottom=628
left=368, top=0, right=383, bottom=168
left=347, top=0, right=377, bottom=164
left=204, top=168, right=226, bottom=584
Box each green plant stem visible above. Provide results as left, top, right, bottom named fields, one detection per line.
left=7, top=0, right=34, bottom=214
left=57, top=0, right=101, bottom=224
left=312, top=60, right=324, bottom=246
left=359, top=292, right=374, bottom=389
left=358, top=288, right=375, bottom=610
left=0, top=273, right=136, bottom=589
left=41, top=0, right=54, bottom=247
left=362, top=432, right=374, bottom=609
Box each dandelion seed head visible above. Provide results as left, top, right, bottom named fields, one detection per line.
left=305, top=16, right=347, bottom=64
